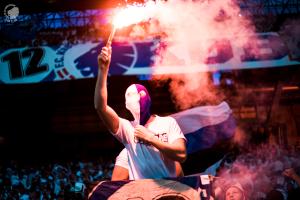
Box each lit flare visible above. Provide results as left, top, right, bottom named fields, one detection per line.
left=106, top=2, right=156, bottom=47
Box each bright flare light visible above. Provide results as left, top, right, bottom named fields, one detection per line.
left=106, top=2, right=156, bottom=47
left=113, top=4, right=153, bottom=29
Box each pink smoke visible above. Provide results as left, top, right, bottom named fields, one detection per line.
left=124, top=0, right=258, bottom=109
left=279, top=18, right=300, bottom=61
left=214, top=143, right=300, bottom=199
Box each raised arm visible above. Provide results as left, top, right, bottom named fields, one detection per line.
left=94, top=46, right=119, bottom=134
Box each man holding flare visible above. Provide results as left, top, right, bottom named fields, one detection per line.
left=94, top=44, right=187, bottom=180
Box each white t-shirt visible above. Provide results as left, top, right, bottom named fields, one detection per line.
left=115, top=148, right=129, bottom=170
left=114, top=115, right=186, bottom=180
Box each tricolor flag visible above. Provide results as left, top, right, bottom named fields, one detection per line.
left=170, top=101, right=236, bottom=175
left=171, top=101, right=235, bottom=153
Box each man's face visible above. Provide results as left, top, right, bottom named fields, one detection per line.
left=225, top=187, right=244, bottom=200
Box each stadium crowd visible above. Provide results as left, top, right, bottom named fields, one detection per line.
left=1, top=142, right=300, bottom=200
left=0, top=158, right=114, bottom=200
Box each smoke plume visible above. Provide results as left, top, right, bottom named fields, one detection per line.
left=127, top=0, right=257, bottom=109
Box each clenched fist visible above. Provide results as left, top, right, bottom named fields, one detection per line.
left=134, top=125, right=155, bottom=144
left=97, top=46, right=112, bottom=72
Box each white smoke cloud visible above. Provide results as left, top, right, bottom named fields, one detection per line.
left=124, top=0, right=257, bottom=109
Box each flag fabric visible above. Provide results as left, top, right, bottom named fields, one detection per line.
left=170, top=101, right=236, bottom=175
left=170, top=101, right=236, bottom=154
left=89, top=175, right=213, bottom=200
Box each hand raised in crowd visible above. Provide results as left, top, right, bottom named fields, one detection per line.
left=97, top=46, right=112, bottom=72
left=283, top=167, right=300, bottom=187
left=283, top=168, right=297, bottom=179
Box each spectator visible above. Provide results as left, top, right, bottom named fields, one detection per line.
left=225, top=182, right=246, bottom=200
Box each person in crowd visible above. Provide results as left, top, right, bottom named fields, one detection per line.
left=283, top=168, right=300, bottom=186
left=225, top=183, right=246, bottom=200
left=283, top=167, right=300, bottom=200
left=94, top=46, right=187, bottom=180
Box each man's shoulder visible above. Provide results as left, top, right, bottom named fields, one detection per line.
left=154, top=115, right=177, bottom=124
left=119, top=117, right=134, bottom=126
left=157, top=115, right=175, bottom=120
left=119, top=117, right=131, bottom=121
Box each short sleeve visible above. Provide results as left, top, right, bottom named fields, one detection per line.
left=113, top=117, right=133, bottom=144
left=168, top=117, right=186, bottom=144
left=115, top=148, right=129, bottom=170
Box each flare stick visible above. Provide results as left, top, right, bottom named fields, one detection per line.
left=106, top=26, right=116, bottom=47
